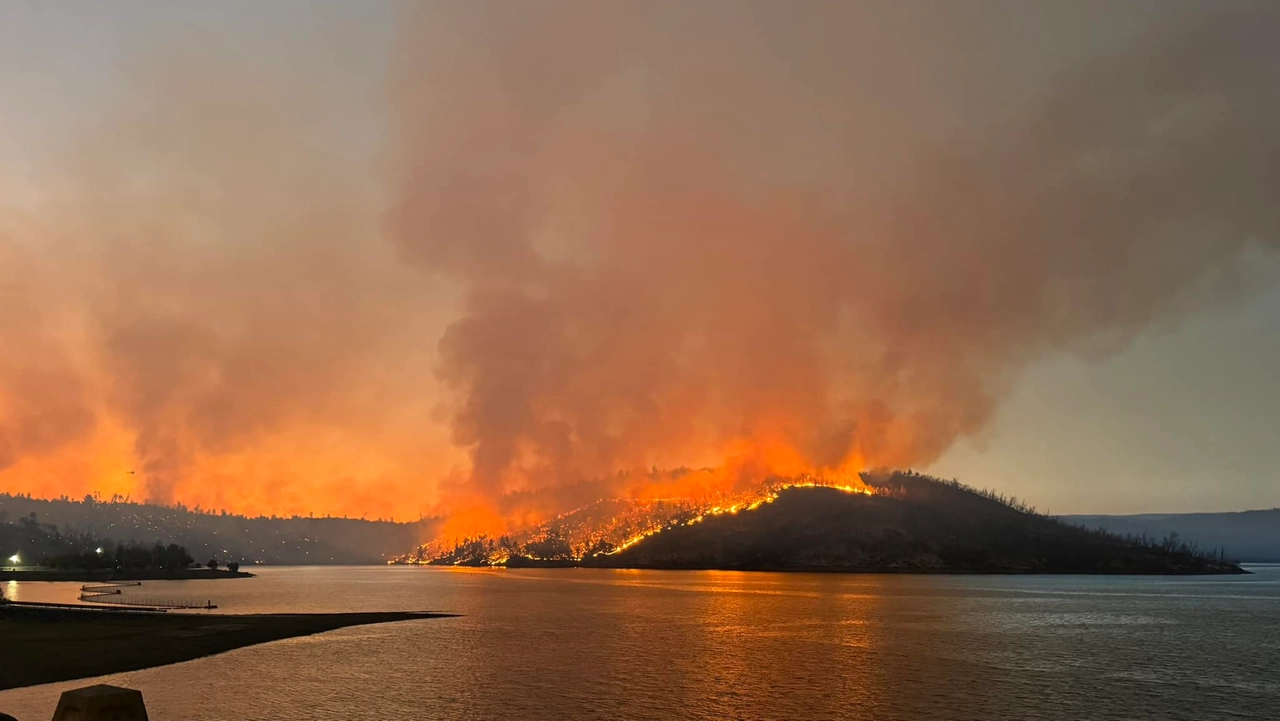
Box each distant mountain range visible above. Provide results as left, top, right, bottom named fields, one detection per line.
left=0, top=494, right=434, bottom=565
left=1062, top=510, right=1280, bottom=563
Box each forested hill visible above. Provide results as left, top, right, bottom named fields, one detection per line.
left=0, top=494, right=435, bottom=565
left=1063, top=510, right=1280, bottom=563
left=594, top=473, right=1246, bottom=574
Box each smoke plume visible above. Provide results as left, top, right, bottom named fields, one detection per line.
left=0, top=31, right=452, bottom=517
left=387, top=2, right=1280, bottom=511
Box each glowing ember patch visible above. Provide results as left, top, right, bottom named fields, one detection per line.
left=604, top=480, right=872, bottom=556
left=398, top=474, right=876, bottom=566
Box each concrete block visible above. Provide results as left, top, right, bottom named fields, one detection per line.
left=50, top=685, right=148, bottom=721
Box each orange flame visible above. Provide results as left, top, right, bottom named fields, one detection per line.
left=409, top=461, right=877, bottom=564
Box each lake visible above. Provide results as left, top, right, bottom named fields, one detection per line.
left=2, top=565, right=1278, bottom=720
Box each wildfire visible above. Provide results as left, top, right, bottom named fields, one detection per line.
left=397, top=473, right=877, bottom=566
left=607, top=478, right=873, bottom=555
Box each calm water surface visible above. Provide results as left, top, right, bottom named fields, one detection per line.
left=3, top=566, right=1278, bottom=720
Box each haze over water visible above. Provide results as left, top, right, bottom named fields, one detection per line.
left=3, top=566, right=1278, bottom=720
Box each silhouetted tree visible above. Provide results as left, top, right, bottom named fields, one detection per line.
left=163, top=543, right=193, bottom=570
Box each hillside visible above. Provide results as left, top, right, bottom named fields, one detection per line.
left=0, top=515, right=122, bottom=568
left=1064, top=510, right=1280, bottom=563
left=591, top=474, right=1245, bottom=574
left=0, top=494, right=434, bottom=565
left=0, top=514, right=247, bottom=580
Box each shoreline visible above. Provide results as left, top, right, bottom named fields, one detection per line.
left=0, top=568, right=254, bottom=582
left=403, top=561, right=1251, bottom=575
left=0, top=604, right=455, bottom=691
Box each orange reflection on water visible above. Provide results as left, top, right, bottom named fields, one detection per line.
left=648, top=571, right=892, bottom=716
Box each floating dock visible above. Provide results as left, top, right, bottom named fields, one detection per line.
left=79, top=582, right=217, bottom=610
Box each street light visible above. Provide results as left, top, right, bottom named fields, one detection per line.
left=7, top=554, right=19, bottom=565
left=96, top=547, right=104, bottom=555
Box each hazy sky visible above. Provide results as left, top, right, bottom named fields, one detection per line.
left=1, top=1, right=1277, bottom=518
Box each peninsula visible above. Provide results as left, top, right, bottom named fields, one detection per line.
left=420, top=472, right=1248, bottom=575
left=0, top=604, right=454, bottom=690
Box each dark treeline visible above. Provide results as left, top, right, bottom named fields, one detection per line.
left=0, top=511, right=196, bottom=571
left=45, top=543, right=195, bottom=572
left=880, top=471, right=1236, bottom=566
left=0, top=493, right=436, bottom=565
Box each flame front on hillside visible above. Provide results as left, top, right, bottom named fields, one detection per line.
left=396, top=473, right=876, bottom=566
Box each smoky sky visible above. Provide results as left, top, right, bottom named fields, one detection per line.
left=388, top=2, right=1279, bottom=497
left=1, top=1, right=1278, bottom=518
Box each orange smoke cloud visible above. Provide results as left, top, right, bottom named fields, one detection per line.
left=389, top=1, right=1280, bottom=535
left=0, top=26, right=459, bottom=520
